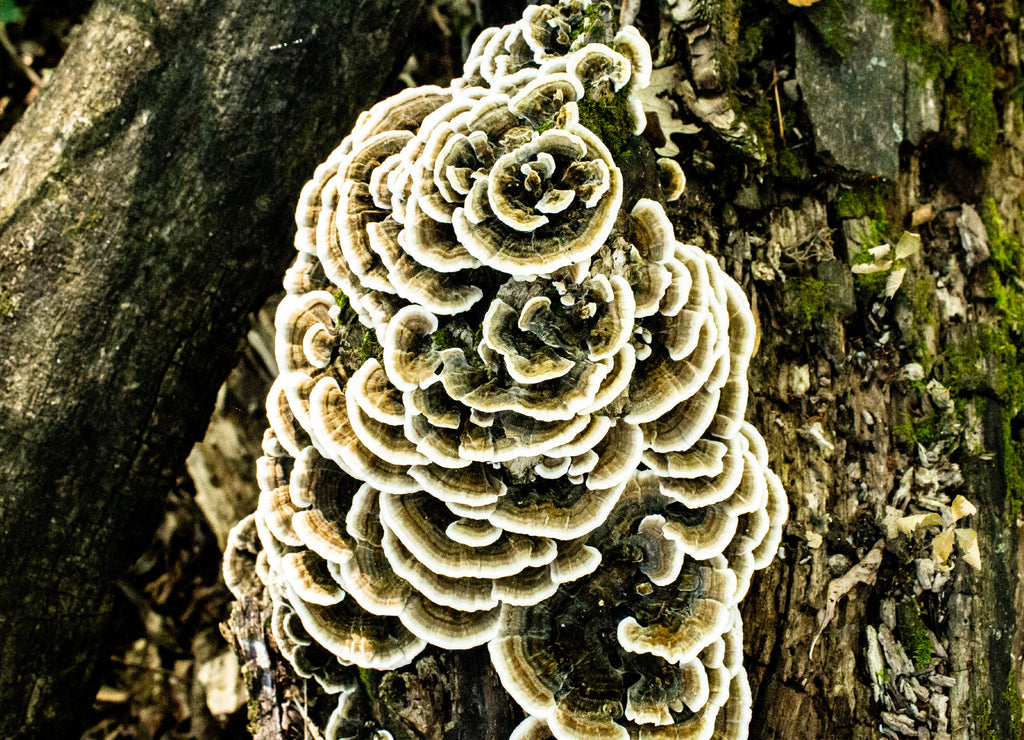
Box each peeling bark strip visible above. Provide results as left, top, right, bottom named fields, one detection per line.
left=0, top=0, right=424, bottom=735
left=227, top=597, right=282, bottom=740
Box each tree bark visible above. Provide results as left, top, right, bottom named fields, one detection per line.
left=4, top=0, right=1021, bottom=738
left=0, top=0, right=425, bottom=735
left=211, top=0, right=1024, bottom=737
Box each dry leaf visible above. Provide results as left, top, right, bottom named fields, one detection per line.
left=950, top=495, right=977, bottom=523
left=789, top=0, right=823, bottom=6
left=810, top=540, right=884, bottom=659
left=197, top=651, right=246, bottom=716
left=884, top=266, right=907, bottom=298
left=911, top=203, right=937, bottom=227
left=896, top=512, right=943, bottom=536
left=852, top=261, right=892, bottom=274
left=894, top=231, right=921, bottom=260
left=955, top=528, right=981, bottom=569
left=932, top=527, right=955, bottom=570
left=868, top=244, right=892, bottom=260
left=94, top=685, right=130, bottom=704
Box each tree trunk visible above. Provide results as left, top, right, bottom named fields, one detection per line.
left=3, top=0, right=1020, bottom=737
left=214, top=0, right=1024, bottom=738
left=0, top=0, right=425, bottom=735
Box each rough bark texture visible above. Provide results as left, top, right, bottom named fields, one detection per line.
left=0, top=0, right=425, bottom=735
left=732, top=3, right=1024, bottom=737
left=4, top=0, right=1022, bottom=737
left=206, top=0, right=1024, bottom=737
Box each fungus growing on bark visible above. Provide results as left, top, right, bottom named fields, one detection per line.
left=225, top=1, right=787, bottom=737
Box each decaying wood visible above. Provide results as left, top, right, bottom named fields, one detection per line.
left=204, top=1, right=1024, bottom=738
left=226, top=597, right=283, bottom=740
left=209, top=2, right=1024, bottom=736
left=2, top=0, right=1019, bottom=737
left=0, top=0, right=426, bottom=735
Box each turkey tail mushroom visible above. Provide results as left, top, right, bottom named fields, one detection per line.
left=227, top=2, right=787, bottom=736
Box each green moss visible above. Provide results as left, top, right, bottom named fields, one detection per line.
left=1006, top=669, right=1023, bottom=738
left=247, top=696, right=259, bottom=735
left=775, top=147, right=804, bottom=179
left=896, top=598, right=933, bottom=670
left=833, top=183, right=890, bottom=223
left=867, top=0, right=997, bottom=160
left=903, top=276, right=939, bottom=366
left=947, top=0, right=969, bottom=38
left=944, top=200, right=1024, bottom=421
left=1001, top=407, right=1024, bottom=511
left=942, top=330, right=1024, bottom=515
left=909, top=276, right=937, bottom=325
left=973, top=670, right=1024, bottom=740
left=357, top=328, right=384, bottom=364
left=569, top=1, right=608, bottom=45
left=988, top=268, right=1024, bottom=336
left=981, top=198, right=1024, bottom=340
left=577, top=87, right=638, bottom=159
left=894, top=411, right=942, bottom=448
left=432, top=327, right=455, bottom=350
left=333, top=290, right=348, bottom=312
left=840, top=200, right=903, bottom=299
left=942, top=329, right=1024, bottom=415
left=870, top=0, right=945, bottom=77
left=784, top=277, right=840, bottom=331
left=737, top=26, right=763, bottom=65
left=742, top=98, right=779, bottom=172
left=944, top=44, right=998, bottom=162
left=851, top=243, right=889, bottom=297
left=853, top=269, right=887, bottom=297
left=833, top=183, right=896, bottom=298
left=358, top=666, right=376, bottom=696
left=983, top=198, right=1024, bottom=276
left=806, top=0, right=856, bottom=57
left=975, top=695, right=996, bottom=739
left=0, top=288, right=12, bottom=319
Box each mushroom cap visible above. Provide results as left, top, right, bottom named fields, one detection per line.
left=399, top=594, right=501, bottom=650
left=451, top=122, right=622, bottom=276
left=486, top=466, right=760, bottom=740
left=657, top=158, right=687, bottom=202
left=613, top=26, right=652, bottom=89
left=255, top=490, right=427, bottom=673
left=568, top=44, right=632, bottom=92
left=510, top=717, right=557, bottom=740
left=380, top=490, right=557, bottom=580
left=223, top=514, right=264, bottom=600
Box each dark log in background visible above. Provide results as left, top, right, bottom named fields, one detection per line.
left=2, top=0, right=1023, bottom=738
left=0, top=0, right=425, bottom=736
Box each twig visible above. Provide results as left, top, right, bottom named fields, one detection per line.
left=427, top=3, right=450, bottom=37
left=771, top=63, right=786, bottom=147
left=290, top=688, right=325, bottom=740
left=0, top=23, right=43, bottom=88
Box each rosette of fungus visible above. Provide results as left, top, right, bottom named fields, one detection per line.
left=225, top=1, right=787, bottom=738
left=488, top=467, right=782, bottom=740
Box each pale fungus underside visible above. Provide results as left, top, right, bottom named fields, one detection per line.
left=224, top=2, right=787, bottom=738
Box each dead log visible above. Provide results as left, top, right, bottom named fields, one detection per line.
left=0, top=0, right=425, bottom=735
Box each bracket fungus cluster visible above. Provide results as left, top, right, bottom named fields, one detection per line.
left=225, top=2, right=787, bottom=738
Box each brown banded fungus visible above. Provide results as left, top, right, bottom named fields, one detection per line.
left=224, top=1, right=787, bottom=737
